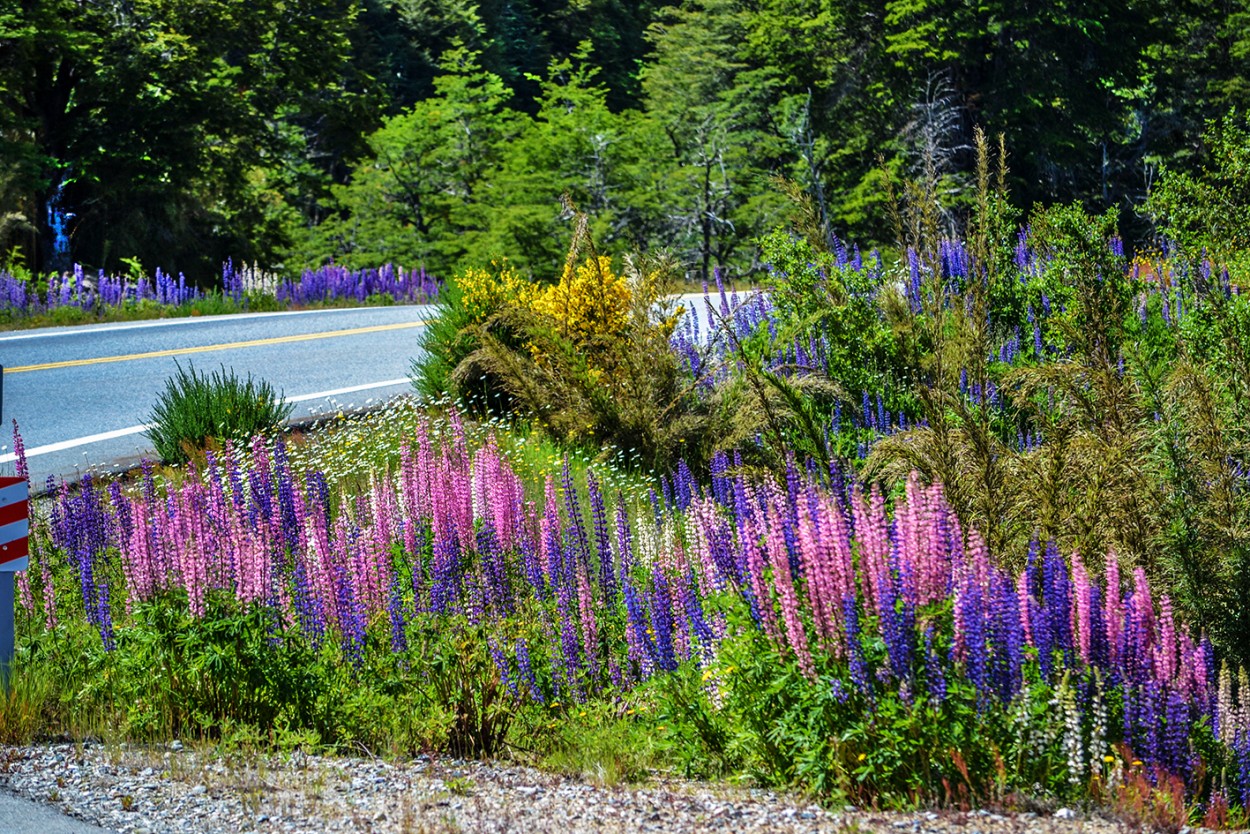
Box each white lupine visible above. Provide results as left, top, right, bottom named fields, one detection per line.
left=1217, top=662, right=1235, bottom=746
left=1239, top=666, right=1250, bottom=742
left=635, top=513, right=660, bottom=569
left=1060, top=676, right=1085, bottom=788
left=1089, top=671, right=1107, bottom=780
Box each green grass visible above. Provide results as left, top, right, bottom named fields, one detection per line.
left=145, top=362, right=294, bottom=464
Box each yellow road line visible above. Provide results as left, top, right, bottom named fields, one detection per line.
left=6, top=320, right=431, bottom=373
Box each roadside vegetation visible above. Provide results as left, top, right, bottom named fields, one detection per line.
left=5, top=124, right=1250, bottom=831
left=0, top=263, right=439, bottom=331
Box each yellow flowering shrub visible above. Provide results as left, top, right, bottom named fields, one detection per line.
left=531, top=255, right=632, bottom=344
left=456, top=259, right=537, bottom=323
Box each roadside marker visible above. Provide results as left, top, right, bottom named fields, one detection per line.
left=2, top=359, right=23, bottom=690
left=0, top=479, right=28, bottom=571
left=0, top=476, right=26, bottom=689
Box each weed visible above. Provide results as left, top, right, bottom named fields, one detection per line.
left=145, top=362, right=293, bottom=463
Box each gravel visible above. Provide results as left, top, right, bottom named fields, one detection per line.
left=0, top=742, right=1141, bottom=834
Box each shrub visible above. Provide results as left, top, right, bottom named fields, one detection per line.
left=410, top=260, right=529, bottom=412
left=145, top=362, right=293, bottom=463
left=416, top=214, right=718, bottom=471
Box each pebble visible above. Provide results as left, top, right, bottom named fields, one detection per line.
left=0, top=743, right=1148, bottom=834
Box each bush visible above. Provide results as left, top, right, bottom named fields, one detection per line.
left=414, top=216, right=718, bottom=472
left=410, top=260, right=530, bottom=412
left=145, top=362, right=293, bottom=463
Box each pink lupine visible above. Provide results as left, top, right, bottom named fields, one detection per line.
left=416, top=420, right=434, bottom=518
left=740, top=489, right=782, bottom=646
left=304, top=509, right=340, bottom=627
left=1104, top=550, right=1123, bottom=668
left=765, top=499, right=814, bottom=679
left=851, top=486, right=890, bottom=620
left=1017, top=571, right=1034, bottom=647
left=121, top=501, right=154, bottom=605
left=1071, top=551, right=1092, bottom=665
left=40, top=558, right=56, bottom=631
left=1154, top=594, right=1178, bottom=685
left=16, top=570, right=32, bottom=613
left=176, top=489, right=209, bottom=618
left=688, top=498, right=722, bottom=591
left=577, top=563, right=600, bottom=682
left=449, top=451, right=474, bottom=551
left=797, top=497, right=839, bottom=655
left=817, top=493, right=856, bottom=613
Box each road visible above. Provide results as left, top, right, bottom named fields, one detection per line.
left=0, top=790, right=113, bottom=833
left=0, top=305, right=435, bottom=488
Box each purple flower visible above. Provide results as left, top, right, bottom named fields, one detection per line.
left=516, top=638, right=544, bottom=703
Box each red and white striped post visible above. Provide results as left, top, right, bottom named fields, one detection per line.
left=0, top=476, right=28, bottom=687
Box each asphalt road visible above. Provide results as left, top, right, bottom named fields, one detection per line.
left=0, top=305, right=435, bottom=487
left=0, top=790, right=112, bottom=833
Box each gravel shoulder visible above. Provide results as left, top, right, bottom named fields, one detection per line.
left=0, top=743, right=1146, bottom=834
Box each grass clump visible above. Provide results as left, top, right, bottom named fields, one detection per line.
left=145, top=362, right=293, bottom=463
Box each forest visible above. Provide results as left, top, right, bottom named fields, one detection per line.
left=3, top=0, right=1249, bottom=284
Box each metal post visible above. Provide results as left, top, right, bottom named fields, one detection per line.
left=0, top=572, right=11, bottom=690
left=0, top=365, right=11, bottom=692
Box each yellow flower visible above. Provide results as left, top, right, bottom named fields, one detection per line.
left=1132, top=760, right=1143, bottom=767
left=857, top=753, right=867, bottom=762
left=1103, top=755, right=1115, bottom=763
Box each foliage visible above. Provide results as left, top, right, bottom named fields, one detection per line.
left=145, top=364, right=293, bottom=463
left=13, top=416, right=1250, bottom=821
left=1146, top=112, right=1250, bottom=281
left=4, top=0, right=1250, bottom=283
left=0, top=261, right=437, bottom=328
left=419, top=215, right=720, bottom=471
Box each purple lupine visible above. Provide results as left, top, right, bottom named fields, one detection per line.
left=649, top=572, right=679, bottom=672
left=516, top=638, right=544, bottom=703
left=622, top=573, right=658, bottom=677
left=1162, top=686, right=1191, bottom=778
left=924, top=625, right=946, bottom=703
left=10, top=419, right=28, bottom=480
left=1236, top=731, right=1250, bottom=809
left=385, top=571, right=407, bottom=653
left=587, top=473, right=615, bottom=603
left=843, top=597, right=871, bottom=694
left=955, top=559, right=989, bottom=705
left=562, top=457, right=590, bottom=580
left=1043, top=541, right=1073, bottom=666
left=556, top=544, right=583, bottom=694
left=987, top=569, right=1024, bottom=703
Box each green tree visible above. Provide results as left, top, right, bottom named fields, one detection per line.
left=640, top=0, right=787, bottom=282
left=306, top=48, right=518, bottom=277
left=474, top=45, right=659, bottom=275
left=0, top=0, right=357, bottom=278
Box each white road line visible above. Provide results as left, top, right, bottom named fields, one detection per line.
left=286, top=378, right=409, bottom=403
left=0, top=424, right=151, bottom=462
left=0, top=378, right=412, bottom=463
